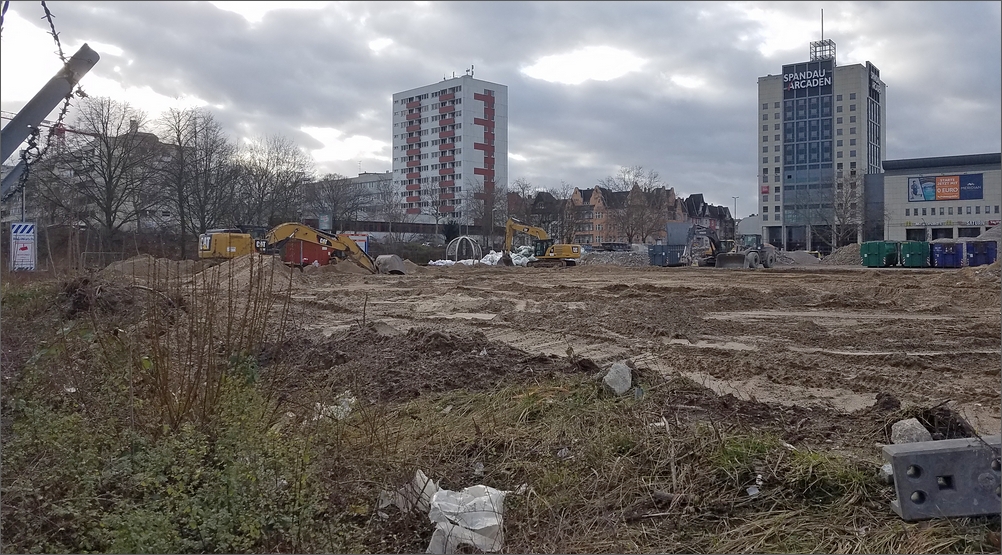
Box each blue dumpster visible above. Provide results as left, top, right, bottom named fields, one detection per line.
left=648, top=244, right=687, bottom=267
left=931, top=242, right=963, bottom=268
left=966, top=241, right=998, bottom=267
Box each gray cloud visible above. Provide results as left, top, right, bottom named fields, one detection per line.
left=3, top=1, right=998, bottom=219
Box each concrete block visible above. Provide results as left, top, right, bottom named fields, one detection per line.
left=891, top=418, right=933, bottom=444
left=882, top=435, right=1001, bottom=521
left=602, top=361, right=633, bottom=395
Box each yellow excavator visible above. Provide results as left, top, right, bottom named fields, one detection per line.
left=198, top=222, right=405, bottom=274
left=501, top=217, right=582, bottom=268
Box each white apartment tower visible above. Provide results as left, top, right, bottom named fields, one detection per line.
left=391, top=74, right=508, bottom=228
left=756, top=40, right=886, bottom=253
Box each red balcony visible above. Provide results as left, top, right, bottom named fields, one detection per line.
left=439, top=168, right=455, bottom=176
left=407, top=148, right=421, bottom=156
left=474, top=168, right=494, bottom=179
left=440, top=193, right=455, bottom=200
left=474, top=118, right=494, bottom=128
left=439, top=105, right=456, bottom=114
left=406, top=184, right=420, bottom=191
left=406, top=172, right=420, bottom=179
left=439, top=205, right=455, bottom=213
left=439, top=143, right=452, bottom=151
left=406, top=195, right=420, bottom=203
left=439, top=180, right=455, bottom=187
left=406, top=124, right=421, bottom=132
left=406, top=136, right=420, bottom=144
left=438, top=117, right=455, bottom=126
left=440, top=93, right=455, bottom=101
left=406, top=100, right=421, bottom=109
left=439, top=156, right=455, bottom=163
left=406, top=160, right=420, bottom=167
left=439, top=130, right=455, bottom=139
left=406, top=112, right=421, bottom=121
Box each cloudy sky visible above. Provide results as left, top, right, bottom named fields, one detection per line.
left=2, top=1, right=1000, bottom=218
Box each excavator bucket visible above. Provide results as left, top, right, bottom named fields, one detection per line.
left=715, top=251, right=757, bottom=269
left=374, top=254, right=407, bottom=274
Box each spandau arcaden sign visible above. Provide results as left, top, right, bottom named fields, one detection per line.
left=784, top=69, right=831, bottom=90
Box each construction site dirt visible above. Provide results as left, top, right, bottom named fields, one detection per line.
left=277, top=262, right=1001, bottom=440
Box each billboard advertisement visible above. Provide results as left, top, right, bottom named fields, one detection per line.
left=907, top=174, right=983, bottom=202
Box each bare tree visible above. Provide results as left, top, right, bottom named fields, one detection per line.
left=508, top=177, right=535, bottom=222
left=234, top=134, right=314, bottom=226
left=305, top=172, right=365, bottom=231
left=420, top=183, right=453, bottom=241
left=547, top=180, right=584, bottom=244
left=598, top=165, right=663, bottom=193
left=34, top=97, right=161, bottom=239
left=793, top=173, right=865, bottom=251
left=158, top=107, right=238, bottom=256
left=463, top=176, right=508, bottom=249
left=374, top=177, right=409, bottom=244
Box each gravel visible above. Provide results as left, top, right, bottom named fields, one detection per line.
left=578, top=251, right=651, bottom=267
left=821, top=243, right=862, bottom=266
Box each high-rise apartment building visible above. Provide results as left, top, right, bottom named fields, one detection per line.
left=391, top=74, right=508, bottom=228
left=756, top=40, right=886, bottom=253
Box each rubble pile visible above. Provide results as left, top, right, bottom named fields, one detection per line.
left=821, top=243, right=862, bottom=266
left=775, top=251, right=821, bottom=265
left=578, top=251, right=651, bottom=267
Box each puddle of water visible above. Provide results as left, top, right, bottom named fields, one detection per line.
left=707, top=310, right=952, bottom=321
left=429, top=312, right=497, bottom=321
left=666, top=338, right=756, bottom=351
left=787, top=346, right=1000, bottom=357
left=678, top=370, right=876, bottom=413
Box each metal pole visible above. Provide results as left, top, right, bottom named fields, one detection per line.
left=1, top=43, right=100, bottom=163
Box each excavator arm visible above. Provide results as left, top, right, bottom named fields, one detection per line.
left=266, top=222, right=379, bottom=274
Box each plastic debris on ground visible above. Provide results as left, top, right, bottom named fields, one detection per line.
left=428, top=247, right=535, bottom=267
left=377, top=469, right=522, bottom=554
left=312, top=390, right=356, bottom=421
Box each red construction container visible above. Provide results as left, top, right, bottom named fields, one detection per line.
left=281, top=239, right=333, bottom=267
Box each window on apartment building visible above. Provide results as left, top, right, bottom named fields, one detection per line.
left=948, top=207, right=953, bottom=215
left=850, top=127, right=857, bottom=134
left=762, top=195, right=768, bottom=202
left=762, top=206, right=769, bottom=212
left=850, top=139, right=857, bottom=146
left=850, top=162, right=857, bottom=169
left=976, top=206, right=981, bottom=214
left=905, top=209, right=910, bottom=216
left=837, top=140, right=843, bottom=147
left=957, top=205, right=963, bottom=214
left=762, top=125, right=768, bottom=131
left=849, top=93, right=856, bottom=100
left=774, top=145, right=780, bottom=152
left=996, top=206, right=1000, bottom=213
left=774, top=113, right=780, bottom=119
left=774, top=134, right=780, bottom=141
left=762, top=114, right=768, bottom=121
left=762, top=157, right=768, bottom=163
left=837, top=151, right=843, bottom=158
left=762, top=147, right=768, bottom=153
left=940, top=207, right=945, bottom=215
left=837, top=105, right=843, bottom=113
left=836, top=94, right=843, bottom=101
left=762, top=103, right=768, bottom=109
left=836, top=129, right=843, bottom=136
left=763, top=135, right=768, bottom=142
left=763, top=214, right=769, bottom=221
left=774, top=102, right=780, bottom=108
left=774, top=194, right=780, bottom=201
left=774, top=124, right=781, bottom=130
left=850, top=104, right=856, bottom=112
left=922, top=208, right=927, bottom=216
left=837, top=117, right=843, bottom=124
left=849, top=150, right=856, bottom=157
left=850, top=116, right=857, bottom=123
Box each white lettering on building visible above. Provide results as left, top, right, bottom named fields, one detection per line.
left=783, top=69, right=831, bottom=90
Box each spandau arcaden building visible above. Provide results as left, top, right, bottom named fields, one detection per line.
left=756, top=40, right=886, bottom=253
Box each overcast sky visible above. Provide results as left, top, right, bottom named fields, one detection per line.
left=2, top=1, right=1000, bottom=218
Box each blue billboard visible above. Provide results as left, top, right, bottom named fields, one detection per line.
left=959, top=173, right=983, bottom=200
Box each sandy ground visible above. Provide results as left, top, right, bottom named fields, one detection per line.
left=270, top=262, right=1002, bottom=438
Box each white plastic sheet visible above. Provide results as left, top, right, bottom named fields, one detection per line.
left=426, top=484, right=509, bottom=554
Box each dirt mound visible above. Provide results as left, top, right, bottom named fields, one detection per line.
left=579, top=251, right=650, bottom=267
left=977, top=224, right=1001, bottom=241
left=402, top=259, right=423, bottom=274
left=101, top=254, right=198, bottom=283
left=776, top=250, right=821, bottom=265
left=821, top=243, right=862, bottom=266
left=194, top=254, right=302, bottom=292
left=261, top=324, right=589, bottom=402
left=302, top=259, right=372, bottom=275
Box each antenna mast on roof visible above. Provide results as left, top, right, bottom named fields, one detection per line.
left=821, top=8, right=824, bottom=41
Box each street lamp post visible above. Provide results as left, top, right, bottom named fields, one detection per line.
left=731, top=196, right=739, bottom=239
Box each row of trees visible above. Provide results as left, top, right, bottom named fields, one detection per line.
left=26, top=97, right=350, bottom=256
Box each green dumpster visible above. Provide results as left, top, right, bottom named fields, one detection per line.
left=861, top=241, right=899, bottom=267
left=899, top=241, right=930, bottom=268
